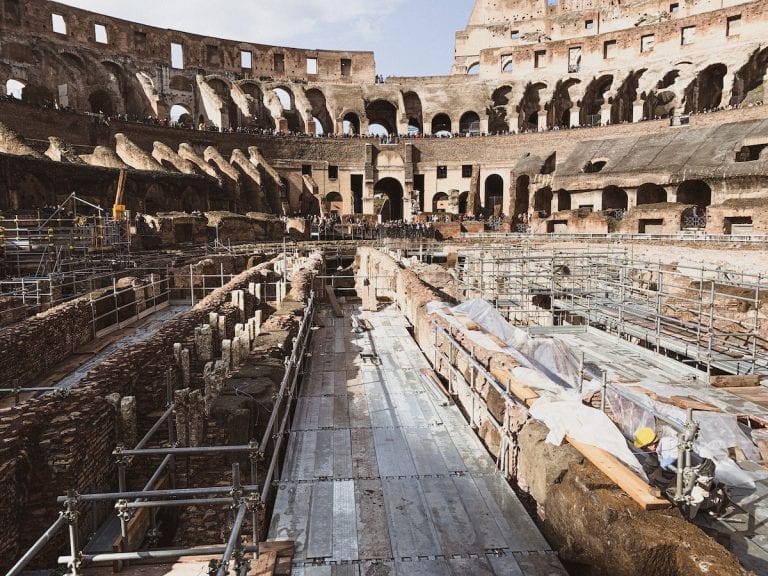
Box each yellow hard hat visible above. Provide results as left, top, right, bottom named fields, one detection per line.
left=634, top=427, right=658, bottom=449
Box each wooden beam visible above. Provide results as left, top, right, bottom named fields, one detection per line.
left=325, top=285, right=343, bottom=317
left=567, top=436, right=670, bottom=510
left=490, top=366, right=671, bottom=510
left=709, top=374, right=760, bottom=388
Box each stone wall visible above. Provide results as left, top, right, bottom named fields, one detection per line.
left=0, top=254, right=285, bottom=571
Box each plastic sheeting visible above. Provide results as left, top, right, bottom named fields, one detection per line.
left=429, top=298, right=768, bottom=490
left=607, top=383, right=768, bottom=488
left=429, top=298, right=645, bottom=476
left=530, top=396, right=647, bottom=477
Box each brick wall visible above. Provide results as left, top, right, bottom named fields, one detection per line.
left=0, top=257, right=281, bottom=572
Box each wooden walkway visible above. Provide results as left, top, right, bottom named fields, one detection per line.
left=268, top=305, right=565, bottom=575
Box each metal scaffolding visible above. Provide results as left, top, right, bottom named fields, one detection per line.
left=8, top=288, right=317, bottom=576
left=451, top=245, right=768, bottom=376
left=0, top=193, right=131, bottom=305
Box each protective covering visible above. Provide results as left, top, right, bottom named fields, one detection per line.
left=607, top=383, right=768, bottom=488
left=429, top=298, right=768, bottom=489
left=429, top=299, right=645, bottom=475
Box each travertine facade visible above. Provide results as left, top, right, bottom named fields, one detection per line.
left=0, top=0, right=767, bottom=234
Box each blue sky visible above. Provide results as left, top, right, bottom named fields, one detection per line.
left=56, top=0, right=474, bottom=77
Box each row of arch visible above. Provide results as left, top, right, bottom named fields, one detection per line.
left=4, top=44, right=768, bottom=134
left=319, top=175, right=713, bottom=223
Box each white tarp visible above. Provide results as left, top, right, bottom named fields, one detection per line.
left=429, top=298, right=767, bottom=489
left=429, top=298, right=644, bottom=475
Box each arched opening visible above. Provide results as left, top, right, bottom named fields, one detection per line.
left=432, top=192, right=449, bottom=213
left=533, top=187, right=553, bottom=216
left=557, top=189, right=571, bottom=211
left=365, top=99, right=397, bottom=136
left=458, top=191, right=469, bottom=214
left=312, top=118, right=324, bottom=135
left=636, top=183, right=667, bottom=205
left=239, top=82, right=274, bottom=129
left=514, top=175, right=530, bottom=216
left=403, top=91, right=423, bottom=134
left=208, top=77, right=238, bottom=129
left=684, top=64, right=727, bottom=113
left=466, top=62, right=480, bottom=75
left=89, top=90, right=114, bottom=116
left=485, top=174, right=504, bottom=216
left=368, top=124, right=389, bottom=137
left=305, top=88, right=333, bottom=134
left=602, top=186, right=628, bottom=211
left=431, top=113, right=452, bottom=136
left=14, top=173, right=54, bottom=209
left=170, top=104, right=193, bottom=128
left=548, top=78, right=580, bottom=128
left=5, top=78, right=25, bottom=100
left=144, top=184, right=166, bottom=214
left=518, top=82, right=547, bottom=131
left=580, top=75, right=613, bottom=126
left=343, top=112, right=361, bottom=135
left=730, top=47, right=768, bottom=107
left=489, top=85, right=512, bottom=133
left=182, top=187, right=207, bottom=213
left=459, top=111, right=480, bottom=135
left=273, top=87, right=292, bottom=110
left=325, top=191, right=343, bottom=214
left=676, top=180, right=711, bottom=208
left=644, top=89, right=677, bottom=120
left=374, top=178, right=404, bottom=221
left=611, top=69, right=645, bottom=124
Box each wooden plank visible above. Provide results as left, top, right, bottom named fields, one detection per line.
left=566, top=436, right=670, bottom=510
left=325, top=285, right=344, bottom=318
left=490, top=368, right=539, bottom=407
left=709, top=374, right=760, bottom=388
left=626, top=386, right=721, bottom=413
left=491, top=367, right=671, bottom=510
left=249, top=550, right=277, bottom=576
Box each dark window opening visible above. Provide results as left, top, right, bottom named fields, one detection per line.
left=583, top=160, right=607, bottom=173
left=437, top=166, right=448, bottom=179
left=341, top=58, right=352, bottom=77
left=542, top=153, right=557, bottom=174
left=302, top=164, right=313, bottom=176
left=736, top=144, right=768, bottom=162
left=206, top=45, right=220, bottom=66
left=274, top=54, right=285, bottom=73
left=414, top=175, right=425, bottom=212
left=462, top=165, right=473, bottom=178
left=351, top=174, right=364, bottom=214
left=328, top=165, right=339, bottom=179
left=534, top=50, right=547, bottom=68
left=4, top=0, right=20, bottom=24
left=134, top=31, right=148, bottom=52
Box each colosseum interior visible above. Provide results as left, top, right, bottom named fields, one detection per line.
left=2, top=1, right=768, bottom=575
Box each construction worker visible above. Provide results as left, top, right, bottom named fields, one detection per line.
left=634, top=427, right=675, bottom=489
